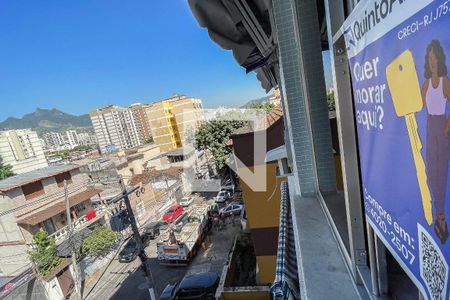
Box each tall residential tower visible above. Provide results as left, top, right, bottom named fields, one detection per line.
left=90, top=106, right=142, bottom=154
left=0, top=129, right=48, bottom=174
left=129, top=103, right=152, bottom=143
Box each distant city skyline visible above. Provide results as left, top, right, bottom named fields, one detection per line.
left=0, top=1, right=332, bottom=122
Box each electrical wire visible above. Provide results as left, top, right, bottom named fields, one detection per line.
left=0, top=181, right=90, bottom=217
left=0, top=175, right=128, bottom=218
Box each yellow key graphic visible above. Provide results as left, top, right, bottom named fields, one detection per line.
left=386, top=50, right=433, bottom=226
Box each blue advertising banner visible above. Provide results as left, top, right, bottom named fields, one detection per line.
left=343, top=0, right=450, bottom=299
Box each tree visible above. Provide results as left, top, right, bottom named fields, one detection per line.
left=327, top=90, right=336, bottom=111
left=247, top=101, right=275, bottom=112
left=145, top=136, right=154, bottom=144
left=54, top=149, right=70, bottom=159
left=28, top=231, right=63, bottom=277
left=194, top=114, right=248, bottom=175
left=81, top=226, right=118, bottom=257
left=0, top=155, right=14, bottom=180
left=72, top=144, right=92, bottom=152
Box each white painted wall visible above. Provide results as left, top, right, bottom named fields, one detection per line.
left=42, top=277, right=64, bottom=300
left=0, top=129, right=48, bottom=174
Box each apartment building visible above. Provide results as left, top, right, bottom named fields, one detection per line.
left=0, top=164, right=104, bottom=276
left=170, top=95, right=204, bottom=144
left=77, top=132, right=96, bottom=146
left=90, top=105, right=142, bottom=154
left=42, top=132, right=64, bottom=150
left=0, top=129, right=48, bottom=175
left=65, top=130, right=79, bottom=149
left=129, top=103, right=152, bottom=143
left=145, top=95, right=204, bottom=152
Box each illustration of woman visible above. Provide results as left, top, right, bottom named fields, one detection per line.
left=421, top=40, right=450, bottom=244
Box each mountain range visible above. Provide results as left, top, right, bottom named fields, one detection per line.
left=0, top=108, right=93, bottom=135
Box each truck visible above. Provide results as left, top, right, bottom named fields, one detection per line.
left=157, top=202, right=212, bottom=265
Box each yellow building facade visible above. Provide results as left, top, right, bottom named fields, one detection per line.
left=145, top=95, right=204, bottom=152
left=230, top=107, right=285, bottom=285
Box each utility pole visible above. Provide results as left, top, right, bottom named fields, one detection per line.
left=162, top=173, right=172, bottom=201
left=64, top=180, right=81, bottom=299
left=119, top=176, right=157, bottom=300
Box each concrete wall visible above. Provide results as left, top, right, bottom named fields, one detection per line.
left=0, top=244, right=30, bottom=276
left=220, top=289, right=270, bottom=300
left=0, top=193, right=25, bottom=242
left=0, top=189, right=29, bottom=276
left=129, top=181, right=156, bottom=226
left=238, top=163, right=284, bottom=285
left=138, top=144, right=161, bottom=162
left=19, top=224, right=39, bottom=243
left=240, top=163, right=283, bottom=229
left=42, top=277, right=64, bottom=300
left=255, top=255, right=277, bottom=284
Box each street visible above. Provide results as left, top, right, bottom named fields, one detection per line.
left=83, top=193, right=240, bottom=300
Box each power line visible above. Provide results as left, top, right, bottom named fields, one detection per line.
left=0, top=175, right=128, bottom=218
left=0, top=181, right=90, bottom=217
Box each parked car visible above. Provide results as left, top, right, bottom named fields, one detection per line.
left=160, top=272, right=220, bottom=300
left=163, top=204, right=184, bottom=223
left=179, top=196, right=194, bottom=207
left=119, top=238, right=139, bottom=263
left=219, top=203, right=244, bottom=216
left=215, top=190, right=231, bottom=203
left=142, top=221, right=168, bottom=240
left=221, top=179, right=235, bottom=192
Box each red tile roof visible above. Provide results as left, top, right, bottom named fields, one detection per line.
left=149, top=167, right=183, bottom=178
left=128, top=167, right=183, bottom=186
left=128, top=173, right=151, bottom=186
left=231, top=106, right=283, bottom=136
left=266, top=106, right=283, bottom=127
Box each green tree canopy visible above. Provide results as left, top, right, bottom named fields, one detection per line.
left=0, top=156, right=14, bottom=180
left=72, top=144, right=94, bottom=152
left=327, top=90, right=336, bottom=111
left=194, top=113, right=248, bottom=174
left=81, top=226, right=118, bottom=257
left=246, top=101, right=275, bottom=112
left=28, top=231, right=63, bottom=277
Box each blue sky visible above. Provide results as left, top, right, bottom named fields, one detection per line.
left=0, top=1, right=332, bottom=122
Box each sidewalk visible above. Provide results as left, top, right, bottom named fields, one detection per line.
left=187, top=219, right=241, bottom=276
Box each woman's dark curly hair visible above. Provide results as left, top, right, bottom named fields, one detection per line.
left=424, top=40, right=447, bottom=79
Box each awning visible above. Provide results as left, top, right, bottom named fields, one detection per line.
left=17, top=188, right=102, bottom=225
left=271, top=181, right=299, bottom=299
left=188, top=0, right=277, bottom=90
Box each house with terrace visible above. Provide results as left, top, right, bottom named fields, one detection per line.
left=0, top=164, right=104, bottom=277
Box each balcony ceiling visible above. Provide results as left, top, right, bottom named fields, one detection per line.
left=17, top=188, right=102, bottom=226
left=188, top=0, right=328, bottom=92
